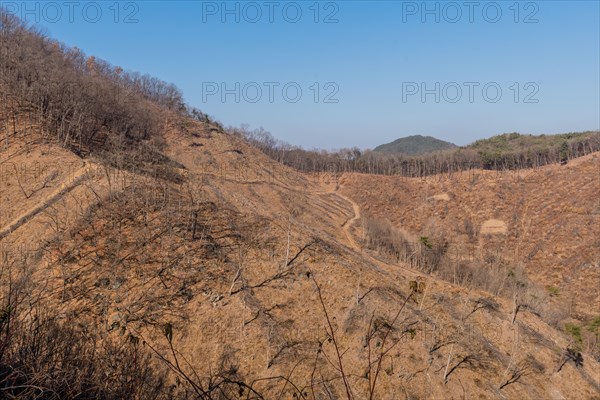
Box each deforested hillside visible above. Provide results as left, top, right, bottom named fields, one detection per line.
left=1, top=9, right=600, bottom=400
left=4, top=111, right=600, bottom=399
left=339, top=154, right=600, bottom=357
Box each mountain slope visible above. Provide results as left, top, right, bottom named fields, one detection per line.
left=340, top=154, right=600, bottom=346
left=1, top=9, right=599, bottom=398
left=1, top=116, right=600, bottom=398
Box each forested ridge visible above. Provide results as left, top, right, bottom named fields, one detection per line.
left=0, top=9, right=214, bottom=175
left=234, top=127, right=600, bottom=177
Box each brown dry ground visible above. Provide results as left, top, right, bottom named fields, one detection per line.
left=339, top=153, right=600, bottom=321
left=1, top=118, right=599, bottom=399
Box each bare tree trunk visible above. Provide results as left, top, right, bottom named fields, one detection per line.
left=511, top=293, right=520, bottom=324
left=443, top=344, right=455, bottom=384
left=283, top=217, right=291, bottom=270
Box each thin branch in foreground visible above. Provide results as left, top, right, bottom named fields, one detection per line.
left=312, top=273, right=353, bottom=400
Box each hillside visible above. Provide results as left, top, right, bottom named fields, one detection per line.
left=1, top=9, right=600, bottom=399
left=374, top=135, right=456, bottom=155
left=339, top=153, right=600, bottom=351
left=2, top=113, right=600, bottom=399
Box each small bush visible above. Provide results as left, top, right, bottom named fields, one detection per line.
left=564, top=323, right=583, bottom=350
left=547, top=286, right=560, bottom=298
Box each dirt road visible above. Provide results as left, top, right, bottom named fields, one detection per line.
left=0, top=161, right=92, bottom=240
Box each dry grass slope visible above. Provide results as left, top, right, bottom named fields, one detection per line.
left=0, top=115, right=599, bottom=398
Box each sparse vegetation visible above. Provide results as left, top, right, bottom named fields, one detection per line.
left=1, top=7, right=599, bottom=400
left=0, top=258, right=171, bottom=399
left=0, top=9, right=209, bottom=180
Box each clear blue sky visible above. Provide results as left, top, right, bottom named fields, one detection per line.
left=6, top=1, right=599, bottom=149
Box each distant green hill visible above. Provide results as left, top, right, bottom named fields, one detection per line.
left=464, top=131, right=596, bottom=153
left=374, top=135, right=456, bottom=155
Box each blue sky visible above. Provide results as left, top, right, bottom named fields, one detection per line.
left=5, top=1, right=599, bottom=149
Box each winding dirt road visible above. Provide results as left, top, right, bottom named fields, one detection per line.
left=327, top=180, right=443, bottom=285
left=338, top=191, right=362, bottom=251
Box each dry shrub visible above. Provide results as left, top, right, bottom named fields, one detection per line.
left=361, top=216, right=573, bottom=332
left=0, top=312, right=171, bottom=400
left=362, top=216, right=446, bottom=273
left=0, top=265, right=172, bottom=400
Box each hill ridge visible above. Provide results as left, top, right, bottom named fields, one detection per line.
left=374, top=134, right=456, bottom=154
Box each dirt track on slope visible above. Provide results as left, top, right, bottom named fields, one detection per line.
left=0, top=161, right=91, bottom=240
left=337, top=191, right=362, bottom=251
left=323, top=180, right=434, bottom=284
